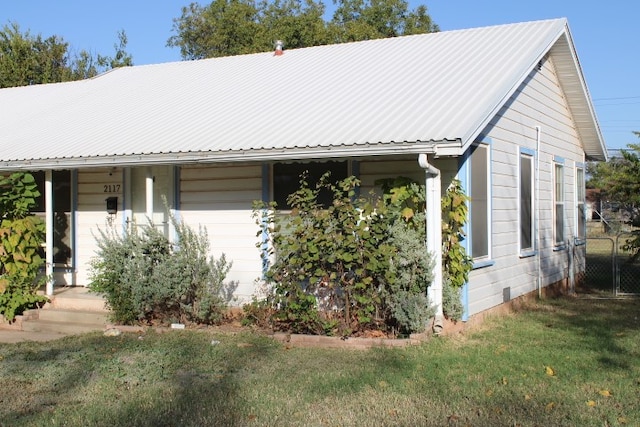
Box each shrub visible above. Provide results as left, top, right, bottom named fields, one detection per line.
left=89, top=213, right=234, bottom=325
left=0, top=172, right=47, bottom=321
left=442, top=280, right=464, bottom=321
left=252, top=173, right=435, bottom=336
left=386, top=220, right=434, bottom=334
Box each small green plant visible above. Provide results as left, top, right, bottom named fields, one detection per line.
left=89, top=211, right=234, bottom=325
left=0, top=172, right=48, bottom=321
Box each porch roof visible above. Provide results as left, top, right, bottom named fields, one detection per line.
left=0, top=18, right=606, bottom=170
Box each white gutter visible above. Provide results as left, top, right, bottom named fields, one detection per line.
left=535, top=126, right=542, bottom=298
left=0, top=143, right=440, bottom=172
left=418, top=153, right=444, bottom=334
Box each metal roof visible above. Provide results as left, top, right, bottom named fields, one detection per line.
left=0, top=18, right=606, bottom=170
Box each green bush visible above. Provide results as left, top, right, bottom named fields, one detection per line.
left=442, top=280, right=464, bottom=321
left=0, top=172, right=48, bottom=321
left=252, top=173, right=435, bottom=336
left=89, top=214, right=234, bottom=326
left=386, top=220, right=435, bottom=334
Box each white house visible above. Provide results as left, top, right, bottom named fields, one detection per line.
left=0, top=18, right=606, bottom=327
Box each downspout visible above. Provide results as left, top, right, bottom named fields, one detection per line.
left=45, top=170, right=54, bottom=296
left=418, top=154, right=444, bottom=335
left=535, top=126, right=542, bottom=298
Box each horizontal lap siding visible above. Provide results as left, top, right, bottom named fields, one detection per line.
left=75, top=168, right=125, bottom=286
left=179, top=164, right=262, bottom=303
left=468, top=57, right=584, bottom=316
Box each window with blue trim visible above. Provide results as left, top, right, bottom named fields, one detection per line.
left=554, top=162, right=565, bottom=246
left=469, top=143, right=490, bottom=259
left=519, top=151, right=534, bottom=253
left=576, top=166, right=586, bottom=240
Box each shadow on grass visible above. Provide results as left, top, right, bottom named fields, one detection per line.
left=0, top=330, right=280, bottom=426
left=522, top=294, right=640, bottom=371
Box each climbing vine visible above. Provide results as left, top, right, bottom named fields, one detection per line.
left=0, top=172, right=48, bottom=321
left=441, top=178, right=472, bottom=289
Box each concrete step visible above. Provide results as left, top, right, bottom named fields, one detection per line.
left=21, top=319, right=105, bottom=334
left=39, top=287, right=109, bottom=312
left=36, top=309, right=109, bottom=325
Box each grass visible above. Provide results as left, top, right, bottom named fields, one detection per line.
left=1, top=295, right=639, bottom=426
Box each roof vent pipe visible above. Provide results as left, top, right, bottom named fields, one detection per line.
left=274, top=40, right=284, bottom=56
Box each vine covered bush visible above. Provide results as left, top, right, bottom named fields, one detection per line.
left=441, top=179, right=472, bottom=320
left=89, top=213, right=234, bottom=326
left=0, top=172, right=48, bottom=321
left=249, top=172, right=473, bottom=335
left=250, top=173, right=435, bottom=336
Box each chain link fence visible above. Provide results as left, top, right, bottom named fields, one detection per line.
left=585, top=221, right=640, bottom=295
left=615, top=233, right=640, bottom=295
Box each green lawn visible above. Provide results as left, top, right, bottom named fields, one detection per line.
left=1, top=295, right=639, bottom=427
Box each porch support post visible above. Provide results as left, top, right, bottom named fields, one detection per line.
left=145, top=168, right=154, bottom=220
left=418, top=154, right=444, bottom=334
left=45, top=170, right=54, bottom=296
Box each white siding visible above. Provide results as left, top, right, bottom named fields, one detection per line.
left=467, top=56, right=585, bottom=316
left=74, top=168, right=126, bottom=286
left=179, top=164, right=263, bottom=303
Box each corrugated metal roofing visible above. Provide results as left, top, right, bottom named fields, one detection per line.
left=0, top=18, right=606, bottom=169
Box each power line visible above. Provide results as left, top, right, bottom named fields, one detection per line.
left=593, top=95, right=640, bottom=101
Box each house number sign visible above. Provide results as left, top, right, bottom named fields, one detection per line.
left=103, top=184, right=121, bottom=193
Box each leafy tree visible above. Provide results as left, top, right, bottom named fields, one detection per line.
left=587, top=132, right=640, bottom=223
left=97, top=30, right=133, bottom=70
left=168, top=0, right=438, bottom=59
left=587, top=132, right=640, bottom=260
left=0, top=22, right=132, bottom=88
left=329, top=0, right=438, bottom=42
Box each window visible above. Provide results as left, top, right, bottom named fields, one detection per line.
left=519, top=151, right=534, bottom=253
left=576, top=166, right=585, bottom=240
left=554, top=162, right=565, bottom=246
left=272, top=161, right=349, bottom=209
left=469, top=143, right=490, bottom=259
left=33, top=170, right=73, bottom=267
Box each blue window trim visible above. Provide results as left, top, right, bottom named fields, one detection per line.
left=575, top=164, right=586, bottom=241
left=553, top=160, right=565, bottom=247
left=574, top=238, right=586, bottom=246
left=519, top=148, right=535, bottom=257
left=458, top=135, right=494, bottom=321
left=472, top=259, right=496, bottom=269
left=519, top=249, right=537, bottom=258
left=521, top=147, right=535, bottom=156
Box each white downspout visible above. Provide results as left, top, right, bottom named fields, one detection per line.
left=535, top=126, right=542, bottom=298
left=45, top=170, right=54, bottom=296
left=418, top=154, right=444, bottom=334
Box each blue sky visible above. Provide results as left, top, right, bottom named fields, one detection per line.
left=2, top=1, right=638, bottom=150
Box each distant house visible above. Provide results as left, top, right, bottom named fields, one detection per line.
left=0, top=18, right=605, bottom=329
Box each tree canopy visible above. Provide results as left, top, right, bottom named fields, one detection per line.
left=0, top=22, right=132, bottom=88
left=167, top=0, right=439, bottom=60
left=587, top=132, right=640, bottom=221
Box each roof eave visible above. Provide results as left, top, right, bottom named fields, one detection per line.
left=0, top=142, right=440, bottom=171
